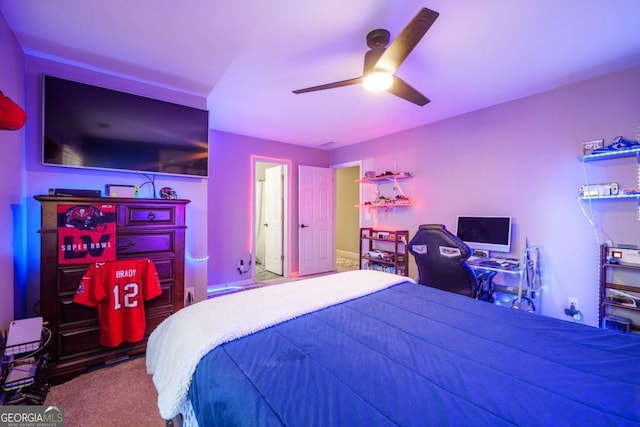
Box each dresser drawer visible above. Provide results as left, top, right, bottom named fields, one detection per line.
left=57, top=258, right=173, bottom=297
left=146, top=284, right=174, bottom=309
left=145, top=312, right=171, bottom=337
left=58, top=310, right=172, bottom=359
left=121, top=205, right=176, bottom=226
left=58, top=265, right=90, bottom=296
left=116, top=232, right=174, bottom=255
left=59, top=299, right=97, bottom=325
left=58, top=326, right=102, bottom=359
left=58, top=285, right=173, bottom=327
left=153, top=258, right=175, bottom=281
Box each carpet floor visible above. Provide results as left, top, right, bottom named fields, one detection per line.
left=44, top=356, right=163, bottom=427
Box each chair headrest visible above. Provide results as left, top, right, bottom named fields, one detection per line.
left=408, top=224, right=471, bottom=261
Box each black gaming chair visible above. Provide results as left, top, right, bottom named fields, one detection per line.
left=408, top=224, right=478, bottom=298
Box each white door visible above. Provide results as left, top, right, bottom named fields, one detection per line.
left=298, top=165, right=335, bottom=276
left=264, top=166, right=283, bottom=275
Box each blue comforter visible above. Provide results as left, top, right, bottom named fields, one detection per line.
left=189, top=282, right=640, bottom=426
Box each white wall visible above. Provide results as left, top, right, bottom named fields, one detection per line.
left=331, top=65, right=640, bottom=326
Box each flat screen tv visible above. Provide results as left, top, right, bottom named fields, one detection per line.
left=43, top=75, right=209, bottom=178
left=455, top=215, right=512, bottom=253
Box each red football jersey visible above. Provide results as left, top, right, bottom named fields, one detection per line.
left=73, top=258, right=163, bottom=347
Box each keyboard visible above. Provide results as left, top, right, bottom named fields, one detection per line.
left=470, top=258, right=520, bottom=270
left=479, top=260, right=504, bottom=268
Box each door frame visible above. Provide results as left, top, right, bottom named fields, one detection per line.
left=296, top=160, right=363, bottom=276
left=252, top=157, right=290, bottom=282
left=264, top=165, right=284, bottom=275
left=331, top=160, right=363, bottom=229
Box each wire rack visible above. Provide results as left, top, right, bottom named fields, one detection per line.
left=0, top=326, right=51, bottom=404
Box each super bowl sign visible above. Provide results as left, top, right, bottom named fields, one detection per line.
left=57, top=204, right=116, bottom=264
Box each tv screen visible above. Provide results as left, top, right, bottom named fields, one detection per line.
left=456, top=216, right=512, bottom=253
left=43, top=75, right=209, bottom=178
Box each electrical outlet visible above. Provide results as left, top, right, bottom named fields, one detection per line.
left=186, top=287, right=195, bottom=304
left=568, top=297, right=579, bottom=310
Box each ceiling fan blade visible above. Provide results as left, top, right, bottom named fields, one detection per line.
left=292, top=77, right=363, bottom=94
left=375, top=7, right=439, bottom=74
left=387, top=75, right=430, bottom=106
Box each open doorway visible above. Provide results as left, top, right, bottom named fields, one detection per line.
left=334, top=162, right=361, bottom=273
left=254, top=160, right=289, bottom=284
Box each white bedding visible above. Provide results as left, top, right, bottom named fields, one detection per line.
left=146, top=270, right=413, bottom=419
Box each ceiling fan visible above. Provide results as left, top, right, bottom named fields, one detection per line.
left=292, top=7, right=439, bottom=106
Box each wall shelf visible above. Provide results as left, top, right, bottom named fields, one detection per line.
left=578, top=145, right=640, bottom=219
left=356, top=203, right=412, bottom=208
left=356, top=173, right=412, bottom=184
left=579, top=194, right=640, bottom=201
left=578, top=146, right=640, bottom=162
left=357, top=172, right=413, bottom=210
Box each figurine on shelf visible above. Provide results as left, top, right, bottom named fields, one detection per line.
left=393, top=195, right=411, bottom=205
left=591, top=136, right=639, bottom=154
left=373, top=195, right=393, bottom=205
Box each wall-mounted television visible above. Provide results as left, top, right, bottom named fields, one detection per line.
left=43, top=75, right=209, bottom=178
left=455, top=215, right=512, bottom=253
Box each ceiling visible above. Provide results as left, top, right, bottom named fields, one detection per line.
left=2, top=0, right=640, bottom=149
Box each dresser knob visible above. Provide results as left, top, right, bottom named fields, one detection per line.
left=148, top=212, right=156, bottom=220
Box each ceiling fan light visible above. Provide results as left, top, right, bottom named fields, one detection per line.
left=363, top=71, right=393, bottom=91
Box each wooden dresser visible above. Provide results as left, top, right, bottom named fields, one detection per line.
left=34, top=195, right=189, bottom=385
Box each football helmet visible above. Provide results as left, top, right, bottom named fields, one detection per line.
left=65, top=205, right=105, bottom=231
left=159, top=187, right=178, bottom=199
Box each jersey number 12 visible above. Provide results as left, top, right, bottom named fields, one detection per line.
left=113, top=283, right=140, bottom=310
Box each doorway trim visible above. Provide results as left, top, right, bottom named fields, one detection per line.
left=252, top=156, right=290, bottom=283
left=331, top=160, right=362, bottom=273
left=331, top=159, right=363, bottom=229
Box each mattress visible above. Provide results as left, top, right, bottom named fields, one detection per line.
left=187, top=280, right=640, bottom=426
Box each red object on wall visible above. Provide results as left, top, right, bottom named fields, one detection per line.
left=0, top=91, right=27, bottom=130
left=57, top=204, right=116, bottom=265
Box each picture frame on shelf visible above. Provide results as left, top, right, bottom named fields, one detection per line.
left=582, top=138, right=604, bottom=155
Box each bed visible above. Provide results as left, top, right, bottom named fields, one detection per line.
left=146, top=270, right=640, bottom=426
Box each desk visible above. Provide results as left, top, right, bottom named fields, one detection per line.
left=467, top=246, right=542, bottom=312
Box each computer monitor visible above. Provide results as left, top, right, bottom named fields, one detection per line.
left=455, top=216, right=512, bottom=253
